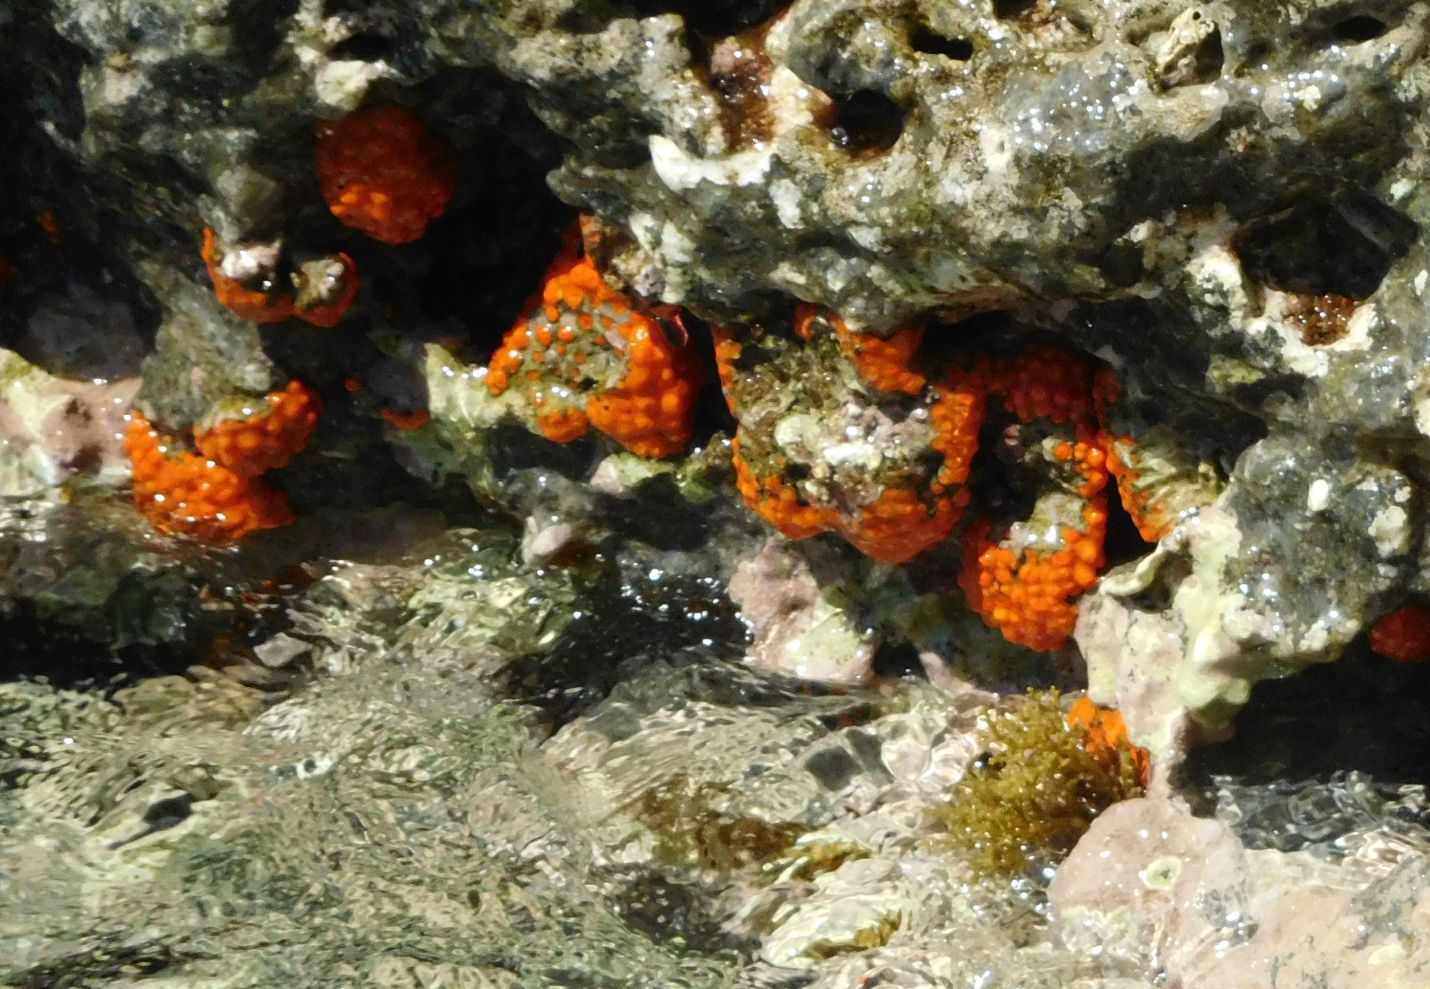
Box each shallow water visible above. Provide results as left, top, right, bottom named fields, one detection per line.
left=4, top=497, right=1430, bottom=988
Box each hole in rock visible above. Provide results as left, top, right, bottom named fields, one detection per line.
left=910, top=27, right=975, bottom=60
left=1189, top=645, right=1430, bottom=794
left=1233, top=190, right=1418, bottom=300
left=873, top=640, right=925, bottom=680
left=1332, top=14, right=1389, bottom=43
left=628, top=0, right=789, bottom=36
left=828, top=89, right=906, bottom=157
left=327, top=32, right=396, bottom=62
left=992, top=0, right=1037, bottom=19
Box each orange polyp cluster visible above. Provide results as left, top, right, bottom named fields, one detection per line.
left=727, top=313, right=987, bottom=565
left=295, top=254, right=361, bottom=328
left=1093, top=368, right=1199, bottom=543
left=929, top=368, right=987, bottom=495
left=1067, top=696, right=1151, bottom=786
left=1369, top=603, right=1430, bottom=662
left=841, top=485, right=969, bottom=564
left=1000, top=345, right=1096, bottom=425
left=315, top=106, right=456, bottom=244
left=125, top=415, right=293, bottom=543
left=194, top=380, right=323, bottom=477
left=959, top=347, right=1111, bottom=652
left=797, top=305, right=927, bottom=395
left=487, top=243, right=698, bottom=459
left=202, top=228, right=360, bottom=327
left=712, top=324, right=743, bottom=414
left=961, top=500, right=1108, bottom=651
left=732, top=438, right=834, bottom=540
left=203, top=227, right=294, bottom=323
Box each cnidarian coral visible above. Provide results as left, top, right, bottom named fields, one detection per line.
left=202, top=227, right=294, bottom=324
left=124, top=414, right=293, bottom=543
left=315, top=106, right=456, bottom=245
left=487, top=236, right=699, bottom=458
left=957, top=348, right=1109, bottom=652
left=936, top=691, right=1146, bottom=879
left=722, top=306, right=984, bottom=565
left=1093, top=369, right=1221, bottom=544
left=202, top=229, right=361, bottom=328
left=1369, top=604, right=1430, bottom=663
left=194, top=379, right=323, bottom=478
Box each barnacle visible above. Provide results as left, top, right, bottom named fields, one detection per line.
left=1369, top=603, right=1430, bottom=662
left=125, top=414, right=293, bottom=543
left=959, top=348, right=1110, bottom=651
left=936, top=690, right=1145, bottom=879
left=487, top=241, right=698, bottom=458
left=194, top=379, right=322, bottom=477
left=315, top=105, right=456, bottom=244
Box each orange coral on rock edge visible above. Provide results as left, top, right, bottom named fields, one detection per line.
left=315, top=105, right=456, bottom=245
left=487, top=245, right=698, bottom=459
left=959, top=347, right=1111, bottom=652
left=202, top=228, right=360, bottom=327
left=959, top=500, right=1109, bottom=652
left=1369, top=603, right=1430, bottom=662
left=194, top=380, right=323, bottom=477
left=1067, top=696, right=1151, bottom=786
left=125, top=415, right=293, bottom=543
left=203, top=227, right=293, bottom=323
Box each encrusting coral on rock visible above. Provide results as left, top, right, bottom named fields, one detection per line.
left=124, top=413, right=294, bottom=543
left=487, top=233, right=700, bottom=459
left=124, top=380, right=321, bottom=543
left=315, top=106, right=456, bottom=245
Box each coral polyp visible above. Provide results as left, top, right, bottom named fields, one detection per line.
left=194, top=379, right=322, bottom=477
left=1369, top=603, right=1430, bottom=663
left=202, top=227, right=294, bottom=324
left=487, top=238, right=699, bottom=459
left=125, top=414, right=293, bottom=543
left=315, top=106, right=456, bottom=245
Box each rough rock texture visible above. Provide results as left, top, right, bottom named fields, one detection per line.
left=1051, top=796, right=1430, bottom=987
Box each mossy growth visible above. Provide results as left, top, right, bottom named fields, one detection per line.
left=635, top=777, right=808, bottom=872
left=935, top=690, right=1145, bottom=879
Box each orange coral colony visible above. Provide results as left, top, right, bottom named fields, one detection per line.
left=202, top=228, right=361, bottom=327
left=194, top=380, right=323, bottom=477
left=487, top=239, right=698, bottom=459
left=725, top=308, right=986, bottom=566
left=959, top=347, right=1110, bottom=652
left=125, top=414, right=293, bottom=543
left=202, top=227, right=294, bottom=323
left=1369, top=603, right=1430, bottom=662
left=1067, top=696, right=1151, bottom=785
left=315, top=106, right=456, bottom=244
left=294, top=253, right=361, bottom=327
